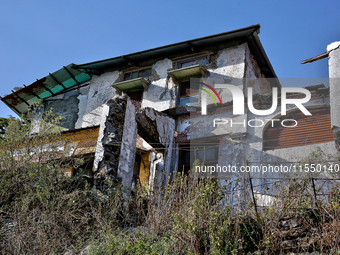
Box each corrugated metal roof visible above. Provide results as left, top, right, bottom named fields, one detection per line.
left=263, top=107, right=334, bottom=150
left=0, top=64, right=92, bottom=115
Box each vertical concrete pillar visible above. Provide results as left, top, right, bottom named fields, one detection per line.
left=327, top=42, right=340, bottom=150
left=117, top=97, right=137, bottom=188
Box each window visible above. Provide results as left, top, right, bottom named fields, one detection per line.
left=113, top=68, right=151, bottom=93
left=178, top=139, right=219, bottom=175
left=168, top=54, right=210, bottom=107
left=124, top=68, right=151, bottom=81
left=195, top=146, right=219, bottom=165
left=179, top=80, right=199, bottom=106
left=174, top=54, right=209, bottom=69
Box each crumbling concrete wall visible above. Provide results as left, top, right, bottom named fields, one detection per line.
left=80, top=71, right=119, bottom=128
left=203, top=44, right=247, bottom=107
left=93, top=95, right=137, bottom=189
left=45, top=91, right=81, bottom=130
left=141, top=58, right=177, bottom=111
left=136, top=107, right=175, bottom=183
left=45, top=71, right=119, bottom=130
left=92, top=94, right=176, bottom=190
left=244, top=45, right=272, bottom=97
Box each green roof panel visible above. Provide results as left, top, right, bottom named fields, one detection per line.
left=1, top=63, right=92, bottom=116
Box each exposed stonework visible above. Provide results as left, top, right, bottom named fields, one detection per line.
left=94, top=95, right=133, bottom=189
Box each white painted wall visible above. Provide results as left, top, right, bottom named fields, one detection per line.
left=141, top=58, right=176, bottom=111
left=80, top=71, right=119, bottom=128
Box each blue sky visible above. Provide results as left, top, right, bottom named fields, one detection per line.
left=0, top=0, right=339, bottom=118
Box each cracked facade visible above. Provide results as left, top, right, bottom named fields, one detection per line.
left=2, top=24, right=340, bottom=194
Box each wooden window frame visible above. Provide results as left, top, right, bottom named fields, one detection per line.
left=173, top=53, right=211, bottom=69
left=123, top=67, right=152, bottom=81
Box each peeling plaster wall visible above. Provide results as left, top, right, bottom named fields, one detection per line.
left=204, top=44, right=247, bottom=106
left=43, top=85, right=91, bottom=131
left=45, top=70, right=119, bottom=131
left=218, top=135, right=246, bottom=178
left=176, top=43, right=252, bottom=142
left=75, top=94, right=88, bottom=129
left=93, top=104, right=110, bottom=173
left=45, top=92, right=80, bottom=130
left=136, top=108, right=176, bottom=183
left=81, top=71, right=119, bottom=128
left=141, top=58, right=176, bottom=111
left=244, top=45, right=271, bottom=97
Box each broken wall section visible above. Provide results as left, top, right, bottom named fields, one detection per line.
left=80, top=71, right=119, bottom=128
left=44, top=86, right=90, bottom=130
left=93, top=95, right=137, bottom=189
left=136, top=107, right=176, bottom=185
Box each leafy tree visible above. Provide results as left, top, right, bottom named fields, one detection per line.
left=0, top=117, right=10, bottom=137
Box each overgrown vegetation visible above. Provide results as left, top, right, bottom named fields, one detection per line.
left=1, top=107, right=340, bottom=254
left=0, top=107, right=130, bottom=254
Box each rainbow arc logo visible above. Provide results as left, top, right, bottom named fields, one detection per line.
left=199, top=82, right=223, bottom=106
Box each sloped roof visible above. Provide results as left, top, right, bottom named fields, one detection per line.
left=1, top=64, right=92, bottom=115
left=2, top=24, right=279, bottom=116
left=73, top=24, right=278, bottom=81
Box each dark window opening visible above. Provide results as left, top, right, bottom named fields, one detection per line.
left=132, top=154, right=141, bottom=189
left=179, top=80, right=199, bottom=107
left=174, top=54, right=209, bottom=69
left=178, top=140, right=219, bottom=175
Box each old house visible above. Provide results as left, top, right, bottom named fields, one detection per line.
left=1, top=24, right=339, bottom=195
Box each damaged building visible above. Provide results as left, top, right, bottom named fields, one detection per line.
left=1, top=24, right=339, bottom=195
